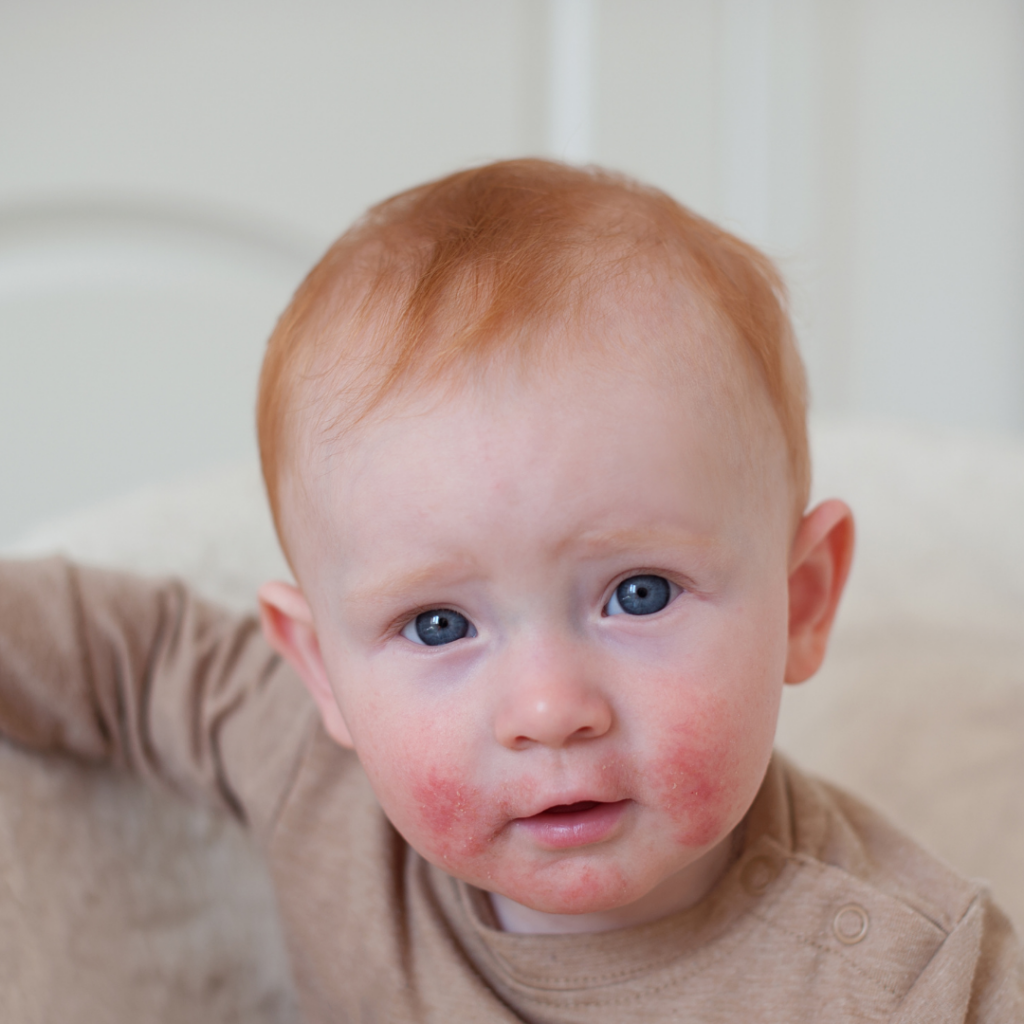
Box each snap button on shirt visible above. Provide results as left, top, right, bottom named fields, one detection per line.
left=741, top=855, right=779, bottom=896
left=833, top=904, right=870, bottom=944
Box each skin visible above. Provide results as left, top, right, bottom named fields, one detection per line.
left=258, top=300, right=854, bottom=935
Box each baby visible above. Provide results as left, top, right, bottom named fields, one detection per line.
left=0, top=159, right=1020, bottom=1022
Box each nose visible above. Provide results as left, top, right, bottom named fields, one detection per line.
left=493, top=639, right=613, bottom=750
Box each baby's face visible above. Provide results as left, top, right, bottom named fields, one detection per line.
left=282, top=314, right=797, bottom=920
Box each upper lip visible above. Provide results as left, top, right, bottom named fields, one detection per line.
left=514, top=789, right=629, bottom=820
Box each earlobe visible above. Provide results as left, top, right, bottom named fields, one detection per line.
left=257, top=580, right=355, bottom=748
left=784, top=499, right=855, bottom=684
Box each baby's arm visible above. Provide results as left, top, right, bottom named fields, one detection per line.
left=0, top=556, right=315, bottom=833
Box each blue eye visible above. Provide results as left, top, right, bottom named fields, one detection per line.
left=606, top=575, right=672, bottom=616
left=402, top=608, right=476, bottom=646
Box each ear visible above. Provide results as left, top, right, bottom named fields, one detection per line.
left=257, top=580, right=355, bottom=748
left=784, top=499, right=855, bottom=684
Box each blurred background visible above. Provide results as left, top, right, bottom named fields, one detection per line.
left=1, top=0, right=1022, bottom=544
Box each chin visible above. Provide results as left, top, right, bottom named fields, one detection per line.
left=494, top=859, right=640, bottom=916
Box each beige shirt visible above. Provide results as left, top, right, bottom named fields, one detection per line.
left=0, top=557, right=1021, bottom=1023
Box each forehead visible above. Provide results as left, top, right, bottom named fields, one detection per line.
left=282, top=286, right=790, bottom=577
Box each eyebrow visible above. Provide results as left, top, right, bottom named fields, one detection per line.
left=344, top=558, right=480, bottom=609
left=344, top=529, right=718, bottom=610
left=566, top=526, right=719, bottom=557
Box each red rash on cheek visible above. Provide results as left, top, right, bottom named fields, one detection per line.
left=649, top=735, right=742, bottom=850
left=407, top=766, right=494, bottom=864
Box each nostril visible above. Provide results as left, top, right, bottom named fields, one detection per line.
left=495, top=685, right=614, bottom=750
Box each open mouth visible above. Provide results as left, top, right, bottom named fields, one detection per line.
left=515, top=799, right=630, bottom=849
left=537, top=800, right=602, bottom=816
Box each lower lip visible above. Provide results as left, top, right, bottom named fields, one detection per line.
left=513, top=799, right=630, bottom=849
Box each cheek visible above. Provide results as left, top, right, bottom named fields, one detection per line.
left=335, top=675, right=493, bottom=862
left=649, top=736, right=737, bottom=848
left=406, top=765, right=493, bottom=863
left=646, top=687, right=777, bottom=849
left=641, top=603, right=786, bottom=849
left=372, top=730, right=525, bottom=872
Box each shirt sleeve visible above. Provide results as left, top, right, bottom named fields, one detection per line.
left=893, top=888, right=1024, bottom=1024
left=0, top=555, right=317, bottom=837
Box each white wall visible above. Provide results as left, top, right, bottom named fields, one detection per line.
left=1, top=0, right=1021, bottom=542
left=593, top=0, right=1024, bottom=429
left=0, top=0, right=542, bottom=541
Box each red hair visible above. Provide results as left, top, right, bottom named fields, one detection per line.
left=257, top=159, right=809, bottom=546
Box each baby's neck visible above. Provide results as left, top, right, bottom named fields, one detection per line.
left=488, top=833, right=736, bottom=935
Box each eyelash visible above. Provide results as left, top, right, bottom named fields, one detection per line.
left=394, top=571, right=686, bottom=646
left=385, top=604, right=462, bottom=642
left=400, top=608, right=476, bottom=647
left=602, top=573, right=682, bottom=617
